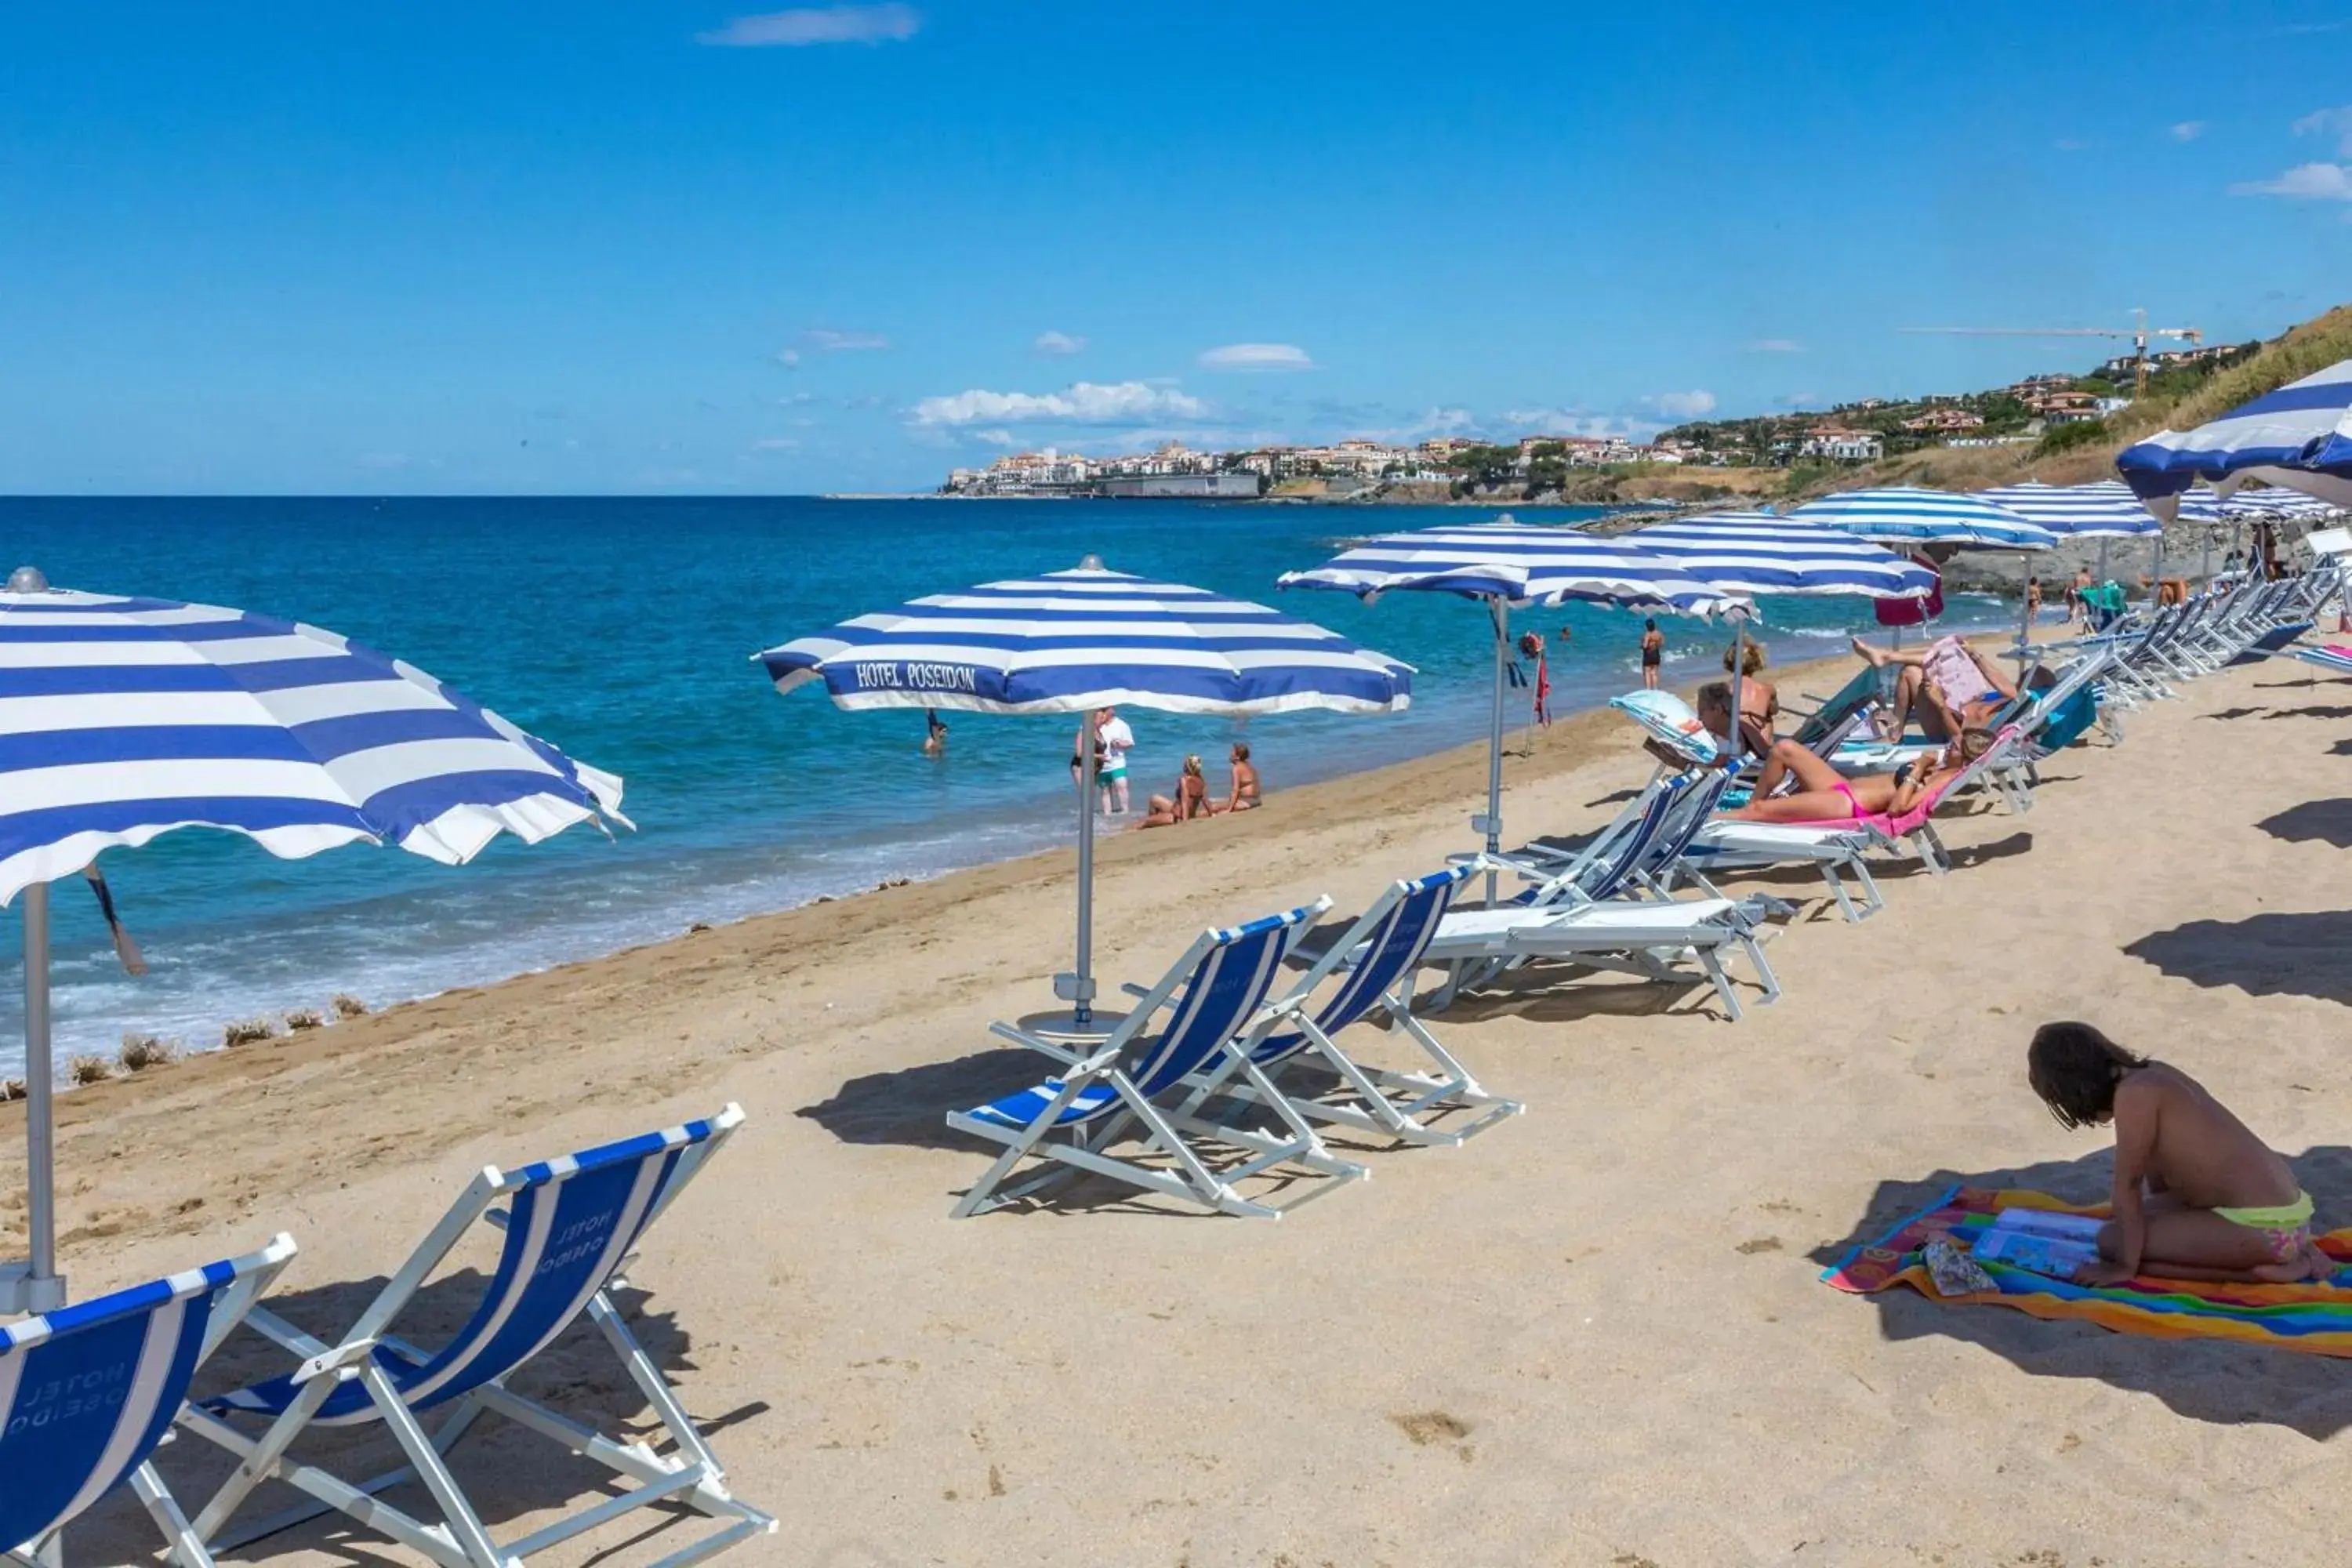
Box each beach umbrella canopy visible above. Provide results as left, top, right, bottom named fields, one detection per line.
left=1269, top=518, right=1743, bottom=611
left=1972, top=482, right=2161, bottom=539
left=1628, top=511, right=1941, bottom=598
left=1785, top=487, right=2059, bottom=551
left=0, top=567, right=626, bottom=1315
left=2222, top=488, right=2343, bottom=521
left=1277, top=517, right=1744, bottom=875
left=760, top=562, right=1410, bottom=715
left=1789, top=488, right=2056, bottom=651
left=2118, top=358, right=2352, bottom=517
left=757, top=559, right=1411, bottom=1028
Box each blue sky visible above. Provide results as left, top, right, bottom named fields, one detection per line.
left=3, top=3, right=2350, bottom=495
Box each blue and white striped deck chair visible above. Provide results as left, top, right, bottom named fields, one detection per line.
left=177, top=1107, right=771, bottom=1568
left=950, top=900, right=1365, bottom=1218
left=1187, top=865, right=1523, bottom=1147
left=2, top=1234, right=294, bottom=1568
left=1476, top=771, right=1688, bottom=915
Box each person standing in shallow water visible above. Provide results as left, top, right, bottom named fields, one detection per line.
left=1517, top=631, right=1551, bottom=727
left=1639, top=619, right=1663, bottom=690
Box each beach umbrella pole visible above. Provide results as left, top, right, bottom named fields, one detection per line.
left=2015, top=552, right=2032, bottom=660
left=1066, top=731, right=1098, bottom=1028
left=1479, top=597, right=1508, bottom=904
left=8, top=880, right=63, bottom=1315
left=1730, top=612, right=1748, bottom=767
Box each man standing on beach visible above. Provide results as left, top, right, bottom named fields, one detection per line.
left=1096, top=706, right=1134, bottom=814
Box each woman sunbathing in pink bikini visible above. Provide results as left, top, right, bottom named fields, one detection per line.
left=1724, top=726, right=1995, bottom=824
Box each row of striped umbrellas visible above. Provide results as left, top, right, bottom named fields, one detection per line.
left=8, top=364, right=2350, bottom=1312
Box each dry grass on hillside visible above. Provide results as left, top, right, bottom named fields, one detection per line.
left=1809, top=301, right=2352, bottom=500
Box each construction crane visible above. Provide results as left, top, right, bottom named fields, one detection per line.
left=1899, top=308, right=2203, bottom=396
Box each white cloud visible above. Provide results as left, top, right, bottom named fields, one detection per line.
left=1032, top=330, right=1086, bottom=357
left=803, top=327, right=889, bottom=351
left=2231, top=161, right=2352, bottom=200
left=775, top=348, right=802, bottom=368
left=1197, top=342, right=1316, bottom=372
left=1501, top=408, right=1653, bottom=441
left=911, top=380, right=1211, bottom=426
left=1746, top=339, right=1805, bottom=354
left=1646, top=390, right=1719, bottom=419
left=698, top=4, right=920, bottom=47
left=2294, top=105, right=2352, bottom=155
left=974, top=429, right=1022, bottom=447
left=750, top=437, right=800, bottom=451
left=2170, top=121, right=2208, bottom=142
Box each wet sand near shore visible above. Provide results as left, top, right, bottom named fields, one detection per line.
left=30, top=645, right=2352, bottom=1566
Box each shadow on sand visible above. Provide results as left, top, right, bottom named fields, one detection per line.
left=800, top=1047, right=1053, bottom=1152
left=85, top=1269, right=764, bottom=1563
left=2125, top=910, right=2352, bottom=1007
left=1814, top=1147, right=2352, bottom=1436
left=2256, top=798, right=2352, bottom=848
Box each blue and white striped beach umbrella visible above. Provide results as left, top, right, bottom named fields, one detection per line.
left=759, top=563, right=1412, bottom=716
left=0, top=566, right=626, bottom=1315
left=1786, top=487, right=2059, bottom=551
left=2222, top=487, right=2344, bottom=521
left=1972, top=482, right=2161, bottom=540
left=2118, top=357, right=2352, bottom=516
left=758, top=558, right=1410, bottom=1027
left=1628, top=511, right=1940, bottom=598
left=1272, top=518, right=1745, bottom=612
left=1279, top=517, right=1745, bottom=874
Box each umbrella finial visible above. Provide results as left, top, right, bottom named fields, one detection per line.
left=8, top=565, right=49, bottom=593
left=1076, top=553, right=1105, bottom=572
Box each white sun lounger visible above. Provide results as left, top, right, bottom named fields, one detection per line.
left=1422, top=889, right=1784, bottom=1022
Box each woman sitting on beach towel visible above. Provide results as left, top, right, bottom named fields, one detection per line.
left=2029, top=1022, right=2333, bottom=1285
left=1141, top=755, right=1210, bottom=828
left=1724, top=725, right=1994, bottom=824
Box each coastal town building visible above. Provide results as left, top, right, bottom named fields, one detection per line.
left=1798, top=425, right=1883, bottom=463
left=1901, top=408, right=1984, bottom=434
left=2031, top=390, right=2104, bottom=424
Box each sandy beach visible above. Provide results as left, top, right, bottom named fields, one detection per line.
left=23, top=644, right=2352, bottom=1567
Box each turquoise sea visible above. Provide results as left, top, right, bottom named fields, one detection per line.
left=0, top=497, right=2017, bottom=1071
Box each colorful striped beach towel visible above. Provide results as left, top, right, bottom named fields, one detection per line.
left=1822, top=1185, right=2352, bottom=1356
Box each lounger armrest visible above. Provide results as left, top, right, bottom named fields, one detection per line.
left=242, top=1305, right=338, bottom=1361
left=292, top=1337, right=382, bottom=1388
left=1072, top=1041, right=1126, bottom=1074
left=987, top=1020, right=1084, bottom=1065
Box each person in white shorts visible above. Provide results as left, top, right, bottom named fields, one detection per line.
left=1095, top=706, right=1134, bottom=814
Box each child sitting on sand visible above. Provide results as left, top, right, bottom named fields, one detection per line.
left=2028, top=1022, right=2332, bottom=1285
